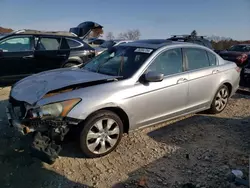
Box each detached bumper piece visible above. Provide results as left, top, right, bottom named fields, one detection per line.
left=30, top=121, right=70, bottom=164
left=6, top=102, right=72, bottom=164
left=31, top=132, right=62, bottom=165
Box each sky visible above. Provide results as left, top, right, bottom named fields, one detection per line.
left=0, top=0, right=250, bottom=40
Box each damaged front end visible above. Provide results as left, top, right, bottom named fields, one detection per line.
left=6, top=96, right=81, bottom=164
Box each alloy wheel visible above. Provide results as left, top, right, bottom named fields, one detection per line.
left=86, top=118, right=120, bottom=154
left=215, top=87, right=228, bottom=111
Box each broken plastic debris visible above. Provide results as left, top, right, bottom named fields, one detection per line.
left=231, top=170, right=243, bottom=179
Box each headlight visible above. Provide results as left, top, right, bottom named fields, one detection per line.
left=30, top=98, right=81, bottom=119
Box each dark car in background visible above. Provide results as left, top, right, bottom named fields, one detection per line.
left=87, top=38, right=105, bottom=47
left=218, top=44, right=250, bottom=86
left=0, top=21, right=104, bottom=84
left=94, top=39, right=133, bottom=55
left=167, top=35, right=214, bottom=50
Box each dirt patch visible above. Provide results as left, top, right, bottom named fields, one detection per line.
left=0, top=87, right=249, bottom=188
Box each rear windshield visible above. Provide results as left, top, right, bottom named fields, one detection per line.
left=83, top=46, right=155, bottom=78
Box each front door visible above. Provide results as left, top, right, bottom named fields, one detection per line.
left=0, top=35, right=35, bottom=84
left=34, top=36, right=70, bottom=73
left=126, top=48, right=189, bottom=128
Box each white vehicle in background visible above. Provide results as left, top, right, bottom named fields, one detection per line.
left=94, top=39, right=133, bottom=55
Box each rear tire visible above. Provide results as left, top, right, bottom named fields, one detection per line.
left=79, top=110, right=123, bottom=158
left=208, top=85, right=229, bottom=114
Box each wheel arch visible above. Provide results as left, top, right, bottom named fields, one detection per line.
left=209, top=80, right=233, bottom=106
left=79, top=106, right=130, bottom=134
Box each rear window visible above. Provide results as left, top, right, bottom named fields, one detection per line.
left=37, top=38, right=60, bottom=50
left=66, top=38, right=83, bottom=48
left=207, top=51, right=217, bottom=66
left=185, top=48, right=210, bottom=70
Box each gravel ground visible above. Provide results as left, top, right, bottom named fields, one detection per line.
left=0, top=87, right=249, bottom=188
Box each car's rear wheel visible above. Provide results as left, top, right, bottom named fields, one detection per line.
left=79, top=110, right=123, bottom=158
left=208, top=85, right=229, bottom=114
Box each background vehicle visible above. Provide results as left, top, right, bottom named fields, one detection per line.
left=7, top=40, right=240, bottom=163
left=0, top=33, right=6, bottom=39
left=0, top=29, right=95, bottom=84
left=167, top=35, right=214, bottom=50
left=94, top=39, right=133, bottom=55
left=87, top=38, right=106, bottom=47
left=218, top=44, right=250, bottom=86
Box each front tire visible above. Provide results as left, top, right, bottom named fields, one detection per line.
left=79, top=110, right=123, bottom=158
left=63, top=62, right=79, bottom=68
left=208, top=85, right=229, bottom=114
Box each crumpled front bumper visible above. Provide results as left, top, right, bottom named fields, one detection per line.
left=5, top=103, right=70, bottom=164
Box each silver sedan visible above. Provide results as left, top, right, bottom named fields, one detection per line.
left=7, top=39, right=240, bottom=163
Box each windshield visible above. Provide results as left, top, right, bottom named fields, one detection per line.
left=83, top=46, right=154, bottom=78
left=100, top=40, right=116, bottom=48
left=228, top=45, right=250, bottom=52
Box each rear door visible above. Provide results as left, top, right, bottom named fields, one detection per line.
left=0, top=35, right=35, bottom=83
left=34, top=36, right=70, bottom=73
left=183, top=47, right=220, bottom=111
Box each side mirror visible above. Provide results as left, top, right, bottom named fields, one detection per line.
left=143, top=71, right=164, bottom=82
left=0, top=49, right=3, bottom=56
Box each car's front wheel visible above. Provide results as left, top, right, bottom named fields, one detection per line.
left=208, top=85, right=229, bottom=114
left=63, top=62, right=80, bottom=68
left=80, top=110, right=123, bottom=158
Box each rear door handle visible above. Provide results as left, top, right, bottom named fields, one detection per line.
left=212, top=70, right=219, bottom=74
left=22, top=55, right=34, bottom=59
left=177, top=78, right=188, bottom=84
left=57, top=54, right=66, bottom=57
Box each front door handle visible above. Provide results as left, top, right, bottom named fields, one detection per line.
left=22, top=55, right=34, bottom=59
left=212, top=70, right=219, bottom=74
left=177, top=78, right=188, bottom=84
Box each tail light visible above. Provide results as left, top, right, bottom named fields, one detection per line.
left=235, top=67, right=241, bottom=72
left=236, top=53, right=248, bottom=65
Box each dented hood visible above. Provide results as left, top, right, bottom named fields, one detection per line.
left=11, top=68, right=118, bottom=104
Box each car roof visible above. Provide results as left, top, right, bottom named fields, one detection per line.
left=119, top=39, right=185, bottom=49
left=5, top=29, right=78, bottom=38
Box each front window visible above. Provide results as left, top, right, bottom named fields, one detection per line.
left=147, top=48, right=183, bottom=76
left=83, top=46, right=154, bottom=78
left=228, top=45, right=250, bottom=52
left=0, top=36, right=32, bottom=52
left=99, top=40, right=116, bottom=48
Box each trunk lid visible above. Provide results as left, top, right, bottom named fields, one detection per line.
left=69, top=21, right=103, bottom=40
